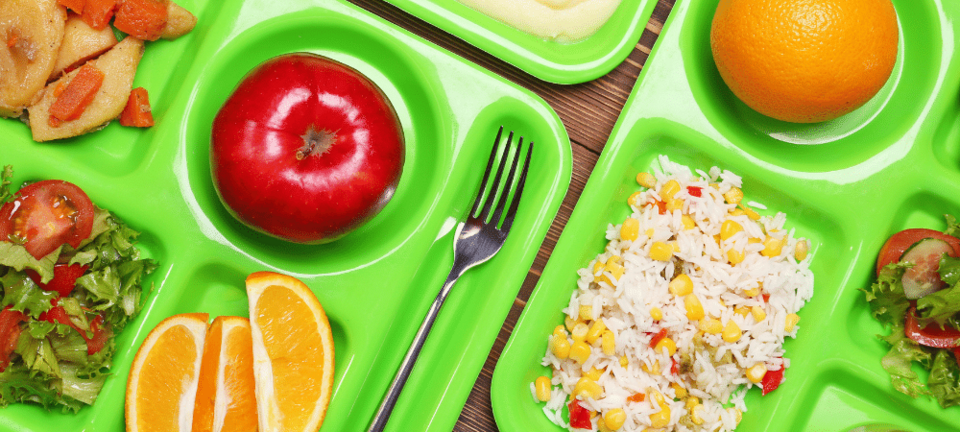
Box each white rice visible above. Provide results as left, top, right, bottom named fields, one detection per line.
left=535, top=156, right=814, bottom=432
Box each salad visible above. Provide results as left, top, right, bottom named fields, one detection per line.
left=0, top=166, right=156, bottom=411
left=865, top=215, right=960, bottom=408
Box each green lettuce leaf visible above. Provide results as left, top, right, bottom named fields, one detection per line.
left=1, top=270, right=56, bottom=318
left=879, top=329, right=931, bottom=398
left=863, top=262, right=911, bottom=327
left=0, top=365, right=83, bottom=412
left=0, top=243, right=59, bottom=283
left=0, top=165, right=13, bottom=205
left=59, top=363, right=106, bottom=406
left=928, top=349, right=960, bottom=408
left=944, top=214, right=960, bottom=239
left=915, top=256, right=960, bottom=329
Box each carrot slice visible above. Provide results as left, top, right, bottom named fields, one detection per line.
left=48, top=65, right=105, bottom=127
left=114, top=0, right=168, bottom=41
left=80, top=0, right=117, bottom=30
left=58, top=0, right=86, bottom=14
left=119, top=87, right=154, bottom=127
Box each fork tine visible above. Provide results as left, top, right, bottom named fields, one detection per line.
left=471, top=126, right=505, bottom=216
left=478, top=131, right=513, bottom=222
left=500, top=140, right=532, bottom=233
left=489, top=136, right=523, bottom=226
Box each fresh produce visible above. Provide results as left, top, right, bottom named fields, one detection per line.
left=864, top=215, right=960, bottom=408
left=0, top=166, right=158, bottom=411
left=211, top=53, right=405, bottom=244
left=1, top=0, right=196, bottom=141
left=125, top=313, right=209, bottom=432
left=124, top=272, right=333, bottom=432
left=710, top=0, right=899, bottom=123
left=191, top=316, right=258, bottom=432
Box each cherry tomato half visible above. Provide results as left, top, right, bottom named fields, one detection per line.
left=0, top=180, right=94, bottom=260
left=0, top=306, right=26, bottom=372
left=876, top=229, right=960, bottom=275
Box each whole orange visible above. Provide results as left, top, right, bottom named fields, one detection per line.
left=710, top=0, right=899, bottom=123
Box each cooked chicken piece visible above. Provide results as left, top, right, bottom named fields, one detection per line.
left=51, top=14, right=119, bottom=79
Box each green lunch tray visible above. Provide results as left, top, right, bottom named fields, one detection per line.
left=381, top=0, right=657, bottom=84
left=492, top=0, right=960, bottom=431
left=0, top=0, right=572, bottom=430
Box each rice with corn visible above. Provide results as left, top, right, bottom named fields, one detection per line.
left=531, top=156, right=814, bottom=431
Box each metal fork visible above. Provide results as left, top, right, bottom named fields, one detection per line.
left=367, top=126, right=533, bottom=432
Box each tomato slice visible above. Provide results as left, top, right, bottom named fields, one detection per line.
left=26, top=263, right=88, bottom=296
left=904, top=306, right=960, bottom=349
left=0, top=180, right=95, bottom=260
left=39, top=300, right=109, bottom=355
left=0, top=306, right=26, bottom=372
left=876, top=229, right=960, bottom=275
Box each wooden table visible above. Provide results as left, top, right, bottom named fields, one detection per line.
left=346, top=0, right=676, bottom=429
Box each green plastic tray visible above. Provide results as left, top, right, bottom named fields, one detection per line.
left=0, top=0, right=572, bottom=430
left=382, top=0, right=657, bottom=84
left=492, top=0, right=960, bottom=431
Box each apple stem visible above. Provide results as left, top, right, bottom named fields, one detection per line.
left=297, top=125, right=338, bottom=160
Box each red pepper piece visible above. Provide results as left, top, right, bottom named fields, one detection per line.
left=649, top=328, right=668, bottom=348
left=761, top=365, right=784, bottom=395
left=568, top=400, right=592, bottom=429
left=671, top=358, right=679, bottom=375
left=687, top=186, right=702, bottom=197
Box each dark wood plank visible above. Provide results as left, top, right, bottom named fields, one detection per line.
left=344, top=0, right=676, bottom=429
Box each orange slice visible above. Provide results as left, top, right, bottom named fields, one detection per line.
left=125, top=313, right=209, bottom=432
left=192, top=316, right=258, bottom=432
left=246, top=271, right=335, bottom=432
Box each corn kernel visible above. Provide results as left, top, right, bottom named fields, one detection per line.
left=645, top=228, right=655, bottom=238
left=720, top=220, right=743, bottom=241
left=681, top=215, right=696, bottom=230
left=661, top=180, right=681, bottom=200
left=699, top=318, right=722, bottom=334
left=655, top=337, right=677, bottom=356
left=666, top=198, right=684, bottom=212
left=593, top=261, right=604, bottom=274
left=598, top=417, right=612, bottom=432
left=650, top=306, right=663, bottom=321
left=746, top=363, right=767, bottom=383
left=641, top=360, right=660, bottom=375
left=606, top=262, right=625, bottom=281
left=670, top=382, right=687, bottom=399
left=637, top=172, right=656, bottom=188
left=579, top=305, right=593, bottom=321
left=785, top=313, right=800, bottom=332
left=565, top=316, right=578, bottom=332
left=570, top=341, right=591, bottom=364
left=535, top=376, right=552, bottom=401
left=607, top=255, right=621, bottom=265
left=587, top=319, right=607, bottom=344
left=727, top=248, right=745, bottom=265
left=649, top=405, right=672, bottom=428
left=669, top=274, right=694, bottom=296
left=691, top=404, right=705, bottom=425
left=762, top=236, right=784, bottom=257
left=628, top=191, right=643, bottom=207
left=734, top=306, right=750, bottom=317
left=573, top=323, right=591, bottom=344
left=601, top=330, right=616, bottom=355
left=744, top=286, right=760, bottom=297
left=685, top=396, right=700, bottom=409
left=650, top=390, right=666, bottom=406
left=729, top=208, right=745, bottom=217
left=650, top=242, right=673, bottom=261
left=550, top=334, right=570, bottom=359
left=684, top=294, right=705, bottom=321
left=619, top=355, right=629, bottom=367
left=751, top=305, right=766, bottom=322
left=604, top=408, right=627, bottom=430
left=748, top=237, right=762, bottom=244
left=574, top=377, right=602, bottom=400
left=723, top=187, right=743, bottom=205
left=744, top=207, right=760, bottom=220
left=554, top=325, right=567, bottom=337
left=795, top=239, right=809, bottom=261
left=584, top=367, right=604, bottom=381
left=621, top=218, right=640, bottom=241
left=729, top=408, right=742, bottom=424
left=722, top=320, right=742, bottom=343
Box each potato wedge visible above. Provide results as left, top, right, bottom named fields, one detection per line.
left=0, top=0, right=66, bottom=117
left=160, top=1, right=197, bottom=40
left=29, top=37, right=144, bottom=142
left=52, top=14, right=119, bottom=80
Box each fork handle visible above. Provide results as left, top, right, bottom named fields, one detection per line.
left=367, top=271, right=461, bottom=432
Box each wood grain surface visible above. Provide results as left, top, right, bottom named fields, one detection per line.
left=344, top=0, right=677, bottom=430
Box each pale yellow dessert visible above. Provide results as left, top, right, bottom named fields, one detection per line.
left=459, top=0, right=621, bottom=43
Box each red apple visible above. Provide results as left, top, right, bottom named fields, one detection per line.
left=210, top=53, right=404, bottom=244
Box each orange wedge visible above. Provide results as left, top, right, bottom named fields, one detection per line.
left=246, top=271, right=335, bottom=432
left=192, top=316, right=258, bottom=432
left=125, top=313, right=209, bottom=432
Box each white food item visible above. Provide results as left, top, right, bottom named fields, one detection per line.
left=458, top=0, right=621, bottom=42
